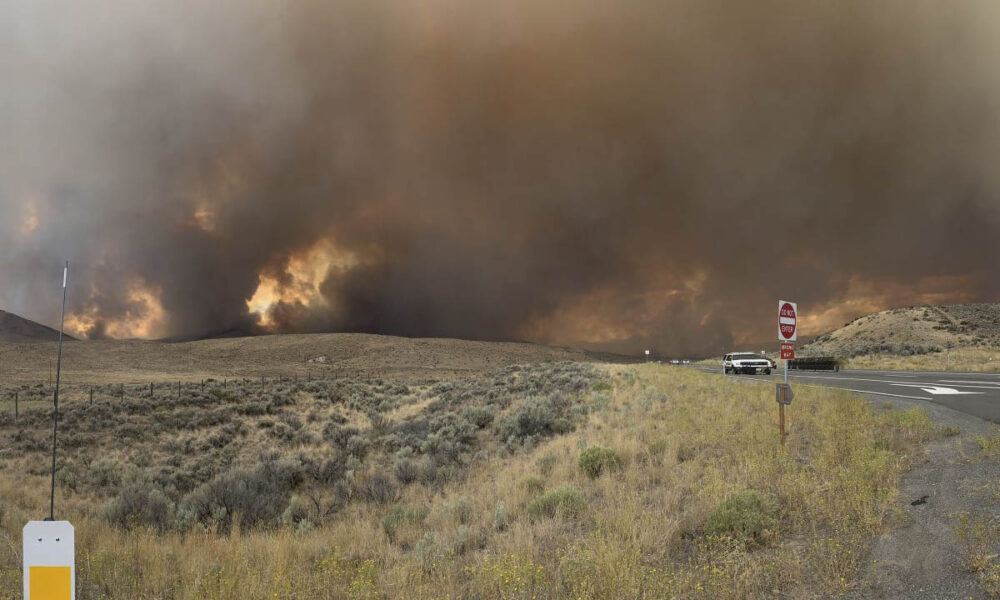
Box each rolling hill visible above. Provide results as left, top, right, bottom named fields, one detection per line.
left=804, top=303, right=1000, bottom=357
left=0, top=331, right=603, bottom=385
left=0, top=309, right=73, bottom=343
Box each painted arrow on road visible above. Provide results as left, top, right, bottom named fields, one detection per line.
left=891, top=384, right=982, bottom=396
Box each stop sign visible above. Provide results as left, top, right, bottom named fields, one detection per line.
left=778, top=300, right=797, bottom=341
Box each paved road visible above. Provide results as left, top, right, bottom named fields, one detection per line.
left=689, top=365, right=1000, bottom=423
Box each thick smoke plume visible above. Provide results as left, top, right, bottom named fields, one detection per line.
left=2, top=0, right=1000, bottom=355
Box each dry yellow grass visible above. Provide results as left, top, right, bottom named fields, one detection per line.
left=0, top=364, right=938, bottom=598
left=842, top=347, right=1000, bottom=372
left=0, top=334, right=598, bottom=385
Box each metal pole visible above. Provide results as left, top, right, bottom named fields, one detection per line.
left=49, top=262, right=68, bottom=521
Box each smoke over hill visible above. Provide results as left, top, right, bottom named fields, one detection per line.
left=3, top=1, right=1000, bottom=355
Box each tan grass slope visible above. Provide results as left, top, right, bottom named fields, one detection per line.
left=805, top=303, right=1000, bottom=358
left=0, top=332, right=597, bottom=385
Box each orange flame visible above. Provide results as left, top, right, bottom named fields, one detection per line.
left=66, top=281, right=167, bottom=339
left=247, top=238, right=359, bottom=329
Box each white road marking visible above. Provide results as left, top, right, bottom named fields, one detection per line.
left=787, top=381, right=932, bottom=400
left=779, top=373, right=1000, bottom=391
left=890, top=384, right=982, bottom=396
left=848, top=369, right=1000, bottom=378
left=691, top=366, right=1000, bottom=395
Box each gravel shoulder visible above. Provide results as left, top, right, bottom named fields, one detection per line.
left=849, top=393, right=1000, bottom=599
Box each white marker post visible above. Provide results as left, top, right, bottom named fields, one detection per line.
left=23, top=521, right=75, bottom=599
left=24, top=264, right=75, bottom=598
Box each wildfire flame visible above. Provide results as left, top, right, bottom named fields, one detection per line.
left=20, top=201, right=39, bottom=237
left=247, top=238, right=359, bottom=330
left=66, top=281, right=167, bottom=339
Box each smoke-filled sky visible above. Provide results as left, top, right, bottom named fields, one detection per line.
left=2, top=0, right=1000, bottom=356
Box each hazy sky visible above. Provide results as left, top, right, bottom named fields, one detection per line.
left=2, top=0, right=999, bottom=355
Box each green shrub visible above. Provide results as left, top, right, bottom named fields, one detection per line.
left=498, top=393, right=577, bottom=449
left=355, top=473, right=401, bottom=505
left=521, top=476, right=545, bottom=495
left=105, top=484, right=175, bottom=532
left=578, top=447, right=622, bottom=479
left=393, top=459, right=419, bottom=485
left=591, top=379, right=613, bottom=392
left=527, top=484, right=587, bottom=520
left=536, top=453, right=558, bottom=476
left=382, top=503, right=429, bottom=542
left=183, top=457, right=305, bottom=531
left=676, top=443, right=697, bottom=463
left=704, top=490, right=777, bottom=546
left=88, top=458, right=124, bottom=490
left=446, top=495, right=473, bottom=525
left=494, top=501, right=509, bottom=532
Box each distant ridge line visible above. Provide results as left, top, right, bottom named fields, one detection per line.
left=0, top=309, right=76, bottom=343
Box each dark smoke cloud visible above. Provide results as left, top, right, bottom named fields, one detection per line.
left=2, top=0, right=1000, bottom=355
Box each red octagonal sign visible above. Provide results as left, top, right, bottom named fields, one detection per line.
left=778, top=300, right=797, bottom=341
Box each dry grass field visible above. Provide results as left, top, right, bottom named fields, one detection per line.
left=0, top=345, right=945, bottom=599
left=840, top=347, right=1000, bottom=372
left=0, top=333, right=598, bottom=386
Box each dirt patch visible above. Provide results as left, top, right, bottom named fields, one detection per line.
left=848, top=394, right=1000, bottom=599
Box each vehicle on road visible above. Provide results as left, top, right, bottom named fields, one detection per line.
left=723, top=352, right=772, bottom=375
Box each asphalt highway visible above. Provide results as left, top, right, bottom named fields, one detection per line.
left=690, top=364, right=1000, bottom=423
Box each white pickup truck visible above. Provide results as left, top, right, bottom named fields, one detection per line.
left=723, top=352, right=773, bottom=375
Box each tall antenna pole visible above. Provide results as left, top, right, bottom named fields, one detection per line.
left=48, top=262, right=68, bottom=521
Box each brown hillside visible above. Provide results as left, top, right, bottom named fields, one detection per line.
left=0, top=332, right=603, bottom=385
left=0, top=309, right=73, bottom=343
left=805, top=303, right=1000, bottom=357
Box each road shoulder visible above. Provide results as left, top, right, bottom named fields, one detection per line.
left=849, top=394, right=1000, bottom=599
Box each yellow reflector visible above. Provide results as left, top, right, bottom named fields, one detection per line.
left=29, top=566, right=71, bottom=600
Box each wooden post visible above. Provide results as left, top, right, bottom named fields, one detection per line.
left=14, top=391, right=18, bottom=420
left=779, top=402, right=786, bottom=446
left=150, top=382, right=153, bottom=397
left=177, top=381, right=181, bottom=399
left=89, top=387, right=93, bottom=406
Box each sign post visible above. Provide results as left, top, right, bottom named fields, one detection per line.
left=777, top=300, right=797, bottom=445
